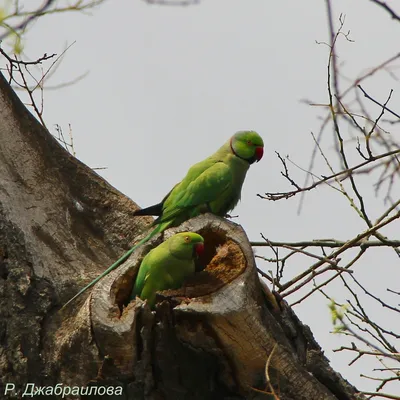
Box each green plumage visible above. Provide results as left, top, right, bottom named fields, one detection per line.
left=132, top=232, right=204, bottom=307
left=62, top=130, right=263, bottom=309
left=149, top=130, right=264, bottom=224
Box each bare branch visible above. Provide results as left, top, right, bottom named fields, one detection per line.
left=251, top=238, right=400, bottom=249
left=358, top=85, right=400, bottom=120
left=0, top=0, right=107, bottom=41
left=367, top=0, right=400, bottom=22
left=258, top=148, right=400, bottom=201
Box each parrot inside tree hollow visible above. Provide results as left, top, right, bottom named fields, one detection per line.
left=62, top=130, right=264, bottom=309
left=132, top=232, right=205, bottom=308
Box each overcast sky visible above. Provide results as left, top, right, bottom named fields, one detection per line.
left=2, top=0, right=400, bottom=394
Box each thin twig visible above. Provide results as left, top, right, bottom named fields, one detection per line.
left=358, top=85, right=400, bottom=120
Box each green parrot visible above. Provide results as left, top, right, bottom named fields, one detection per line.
left=132, top=232, right=205, bottom=307
left=62, top=130, right=263, bottom=309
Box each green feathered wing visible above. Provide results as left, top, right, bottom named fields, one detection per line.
left=157, top=160, right=233, bottom=223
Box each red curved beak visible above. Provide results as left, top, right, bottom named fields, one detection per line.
left=255, top=146, right=264, bottom=162
left=195, top=242, right=205, bottom=257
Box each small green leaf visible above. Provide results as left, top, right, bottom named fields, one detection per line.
left=13, top=34, right=23, bottom=55
left=0, top=8, right=6, bottom=24
left=333, top=324, right=347, bottom=334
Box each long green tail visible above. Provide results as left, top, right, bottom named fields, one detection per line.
left=61, top=222, right=171, bottom=309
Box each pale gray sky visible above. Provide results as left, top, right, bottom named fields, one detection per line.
left=2, top=0, right=400, bottom=394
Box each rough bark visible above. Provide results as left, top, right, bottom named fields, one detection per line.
left=0, top=72, right=364, bottom=400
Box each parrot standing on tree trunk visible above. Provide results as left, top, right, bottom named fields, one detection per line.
left=62, top=130, right=264, bottom=309
left=131, top=232, right=205, bottom=308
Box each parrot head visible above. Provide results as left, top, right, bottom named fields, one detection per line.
left=230, top=130, right=264, bottom=164
left=169, top=232, right=205, bottom=259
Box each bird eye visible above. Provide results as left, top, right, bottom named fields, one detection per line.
left=247, top=140, right=252, bottom=145
left=184, top=236, right=191, bottom=243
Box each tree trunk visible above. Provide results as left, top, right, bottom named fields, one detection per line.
left=0, top=72, right=363, bottom=400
